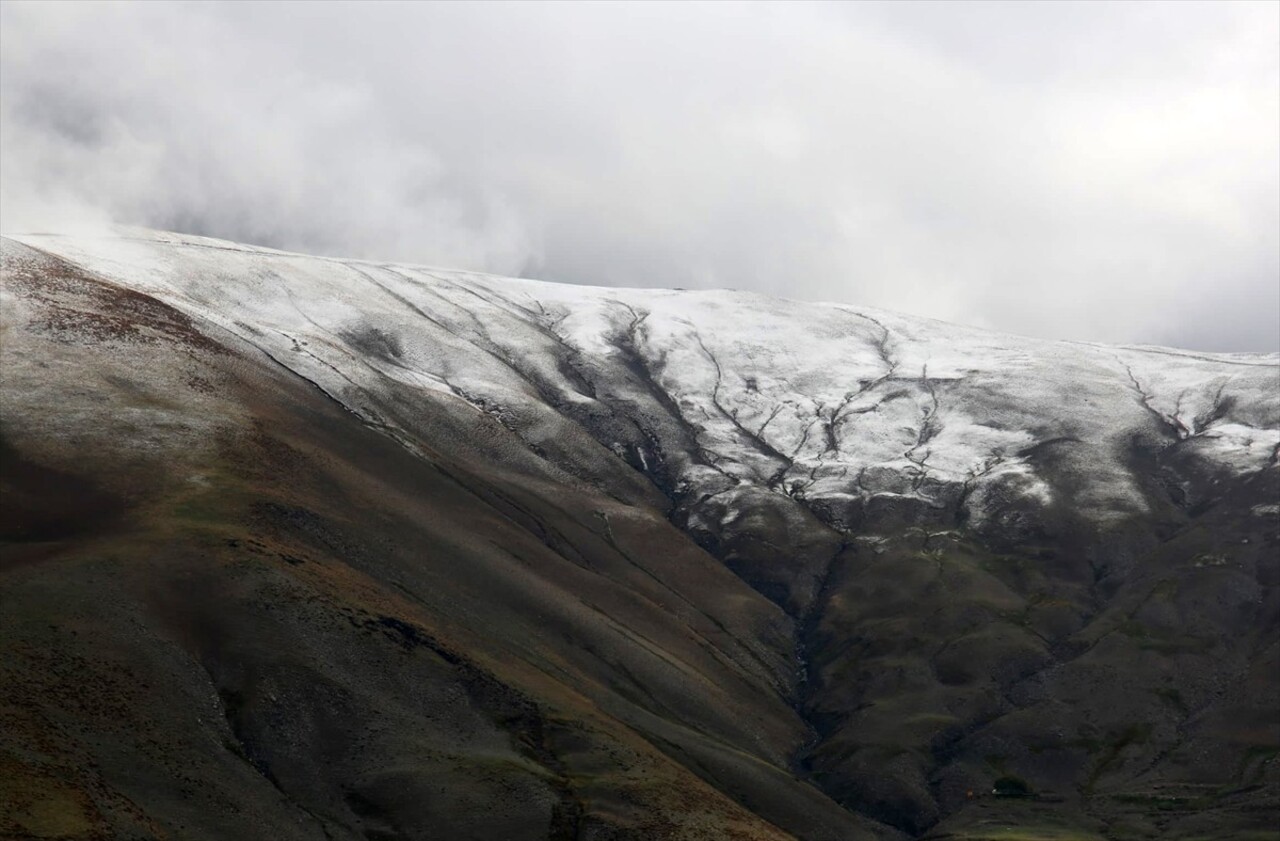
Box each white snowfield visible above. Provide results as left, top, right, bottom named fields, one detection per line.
left=7, top=229, right=1279, bottom=531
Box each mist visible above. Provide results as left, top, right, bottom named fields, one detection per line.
left=2, top=0, right=1276, bottom=351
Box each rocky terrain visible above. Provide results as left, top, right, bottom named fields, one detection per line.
left=2, top=229, right=1277, bottom=840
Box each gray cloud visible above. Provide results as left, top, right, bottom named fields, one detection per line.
left=2, top=1, right=1276, bottom=351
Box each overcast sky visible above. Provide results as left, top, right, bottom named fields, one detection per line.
left=2, top=1, right=1277, bottom=351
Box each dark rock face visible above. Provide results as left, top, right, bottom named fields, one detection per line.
left=2, top=232, right=1277, bottom=840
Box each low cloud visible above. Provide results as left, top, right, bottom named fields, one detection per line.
left=2, top=1, right=1276, bottom=350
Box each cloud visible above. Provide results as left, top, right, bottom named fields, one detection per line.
left=2, top=0, right=1276, bottom=351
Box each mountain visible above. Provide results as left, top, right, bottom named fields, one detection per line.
left=2, top=228, right=1277, bottom=841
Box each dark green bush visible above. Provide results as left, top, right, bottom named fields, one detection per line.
left=992, top=775, right=1032, bottom=797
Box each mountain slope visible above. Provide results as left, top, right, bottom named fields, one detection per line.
left=2, top=229, right=1277, bottom=840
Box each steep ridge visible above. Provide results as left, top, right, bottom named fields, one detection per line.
left=2, top=229, right=1277, bottom=840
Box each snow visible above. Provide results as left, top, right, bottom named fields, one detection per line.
left=0, top=238, right=249, bottom=463
left=8, top=228, right=1278, bottom=530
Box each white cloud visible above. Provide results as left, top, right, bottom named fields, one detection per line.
left=1, top=0, right=1275, bottom=350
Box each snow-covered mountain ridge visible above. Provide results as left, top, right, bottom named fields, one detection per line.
left=9, top=229, right=1276, bottom=539
left=4, top=229, right=1279, bottom=840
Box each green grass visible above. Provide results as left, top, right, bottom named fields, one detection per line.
left=1083, top=724, right=1153, bottom=795
left=934, top=827, right=1104, bottom=841
left=1235, top=745, right=1280, bottom=787
left=1115, top=620, right=1213, bottom=655
left=1174, top=834, right=1280, bottom=841
left=1151, top=687, right=1187, bottom=714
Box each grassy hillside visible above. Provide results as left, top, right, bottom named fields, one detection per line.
left=2, top=240, right=1276, bottom=840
